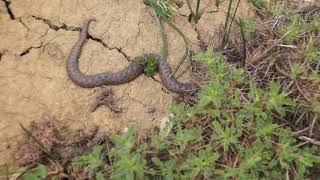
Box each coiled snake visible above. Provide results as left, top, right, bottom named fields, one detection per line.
left=67, top=18, right=199, bottom=95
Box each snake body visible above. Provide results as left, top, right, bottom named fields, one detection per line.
left=67, top=18, right=199, bottom=95
left=158, top=59, right=199, bottom=94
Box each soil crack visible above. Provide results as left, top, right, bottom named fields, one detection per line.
left=30, top=15, right=130, bottom=61
left=2, top=0, right=15, bottom=20
left=0, top=51, right=4, bottom=61
left=31, top=16, right=80, bottom=32
left=88, top=35, right=130, bottom=61
left=194, top=27, right=207, bottom=51
left=1, top=0, right=31, bottom=31
left=19, top=43, right=43, bottom=56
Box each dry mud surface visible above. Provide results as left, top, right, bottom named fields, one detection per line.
left=0, top=0, right=252, bottom=165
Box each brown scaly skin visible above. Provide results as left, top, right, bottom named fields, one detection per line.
left=67, top=18, right=199, bottom=95
left=158, top=58, right=199, bottom=95
left=67, top=18, right=144, bottom=88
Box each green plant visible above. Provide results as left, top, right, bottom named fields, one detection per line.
left=267, top=56, right=276, bottom=65
left=21, top=165, right=48, bottom=180
left=248, top=0, right=266, bottom=9
left=144, top=0, right=175, bottom=21
left=169, top=102, right=193, bottom=125
left=312, top=102, right=320, bottom=114
left=309, top=13, right=320, bottom=30
left=280, top=11, right=303, bottom=44
left=240, top=18, right=256, bottom=39
left=151, top=133, right=168, bottom=150
left=269, top=1, right=286, bottom=17
left=265, top=81, right=295, bottom=116
left=304, top=40, right=320, bottom=63
left=0, top=164, right=10, bottom=179
left=179, top=146, right=219, bottom=178
left=191, top=49, right=319, bottom=178
left=212, top=121, right=240, bottom=152
left=110, top=125, right=149, bottom=179
left=152, top=158, right=177, bottom=179
left=276, top=129, right=320, bottom=178
left=290, top=64, right=304, bottom=79
left=172, top=128, right=202, bottom=154
left=308, top=71, right=320, bottom=80
left=72, top=146, right=105, bottom=178
left=139, top=54, right=158, bottom=76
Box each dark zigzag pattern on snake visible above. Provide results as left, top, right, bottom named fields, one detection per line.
left=66, top=18, right=199, bottom=95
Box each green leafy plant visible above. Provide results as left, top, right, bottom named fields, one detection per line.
left=21, top=165, right=48, bottom=180
left=179, top=146, right=219, bottom=178
left=152, top=158, right=177, bottom=179
left=270, top=1, right=285, bottom=17
left=275, top=129, right=320, bottom=178
left=172, top=128, right=202, bottom=154
left=309, top=13, right=320, bottom=31
left=290, top=64, right=304, bottom=79
left=240, top=19, right=256, bottom=39
left=139, top=55, right=158, bottom=76
left=304, top=40, right=320, bottom=63
left=265, top=81, right=295, bottom=116
left=144, top=0, right=175, bottom=21
left=280, top=11, right=303, bottom=44
left=308, top=71, right=320, bottom=80
left=248, top=0, right=266, bottom=9
left=169, top=102, right=193, bottom=125
left=110, top=125, right=149, bottom=179
left=212, top=121, right=240, bottom=152
left=0, top=164, right=11, bottom=179
left=72, top=146, right=105, bottom=178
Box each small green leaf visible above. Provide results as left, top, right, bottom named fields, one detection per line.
left=240, top=19, right=256, bottom=39
left=180, top=146, right=219, bottom=178
left=96, top=171, right=105, bottom=180
left=304, top=41, right=319, bottom=63
left=193, top=48, right=214, bottom=62
left=21, top=164, right=47, bottom=180
left=248, top=0, right=266, bottom=9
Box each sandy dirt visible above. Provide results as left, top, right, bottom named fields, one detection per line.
left=0, top=0, right=252, bottom=165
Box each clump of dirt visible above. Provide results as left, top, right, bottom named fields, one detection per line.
left=0, top=0, right=253, bottom=165
left=14, top=116, right=110, bottom=168
left=14, top=116, right=62, bottom=167
left=90, top=88, right=122, bottom=113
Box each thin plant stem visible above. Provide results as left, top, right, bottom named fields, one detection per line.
left=239, top=18, right=247, bottom=61
left=153, top=8, right=168, bottom=59
left=195, top=0, right=201, bottom=23
left=221, top=0, right=233, bottom=47
left=145, top=0, right=189, bottom=76
left=186, top=0, right=196, bottom=19
left=167, top=20, right=189, bottom=78
left=225, top=0, right=241, bottom=45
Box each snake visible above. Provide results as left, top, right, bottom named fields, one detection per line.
left=66, top=18, right=199, bottom=95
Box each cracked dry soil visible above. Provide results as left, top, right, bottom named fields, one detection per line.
left=0, top=0, right=252, bottom=165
